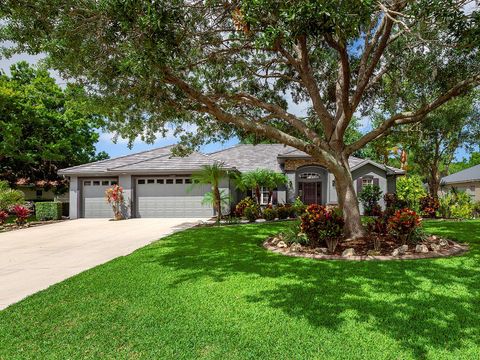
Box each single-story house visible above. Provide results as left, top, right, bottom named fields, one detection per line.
left=15, top=178, right=69, bottom=202
left=58, top=144, right=404, bottom=219
left=439, top=164, right=480, bottom=201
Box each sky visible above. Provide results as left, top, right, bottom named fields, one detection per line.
left=0, top=46, right=474, bottom=161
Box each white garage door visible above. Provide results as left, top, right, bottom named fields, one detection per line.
left=82, top=179, right=117, bottom=218
left=136, top=177, right=213, bottom=218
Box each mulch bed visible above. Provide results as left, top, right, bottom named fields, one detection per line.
left=264, top=234, right=469, bottom=261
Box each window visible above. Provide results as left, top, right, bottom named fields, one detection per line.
left=138, top=179, right=145, bottom=185
left=185, top=178, right=192, bottom=184
left=175, top=178, right=183, bottom=184
left=36, top=189, right=43, bottom=198
left=102, top=180, right=109, bottom=186
left=92, top=181, right=100, bottom=186
left=259, top=187, right=271, bottom=205
left=166, top=179, right=174, bottom=184
left=84, top=181, right=91, bottom=186
left=362, top=178, right=373, bottom=187
left=332, top=180, right=336, bottom=188
left=147, top=179, right=155, bottom=184
left=299, top=172, right=320, bottom=180
left=157, top=179, right=164, bottom=184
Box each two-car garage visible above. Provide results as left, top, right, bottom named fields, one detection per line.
left=134, top=176, right=213, bottom=218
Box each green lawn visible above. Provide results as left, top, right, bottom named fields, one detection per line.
left=1, top=220, right=479, bottom=359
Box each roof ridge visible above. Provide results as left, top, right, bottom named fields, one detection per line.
left=207, top=143, right=244, bottom=155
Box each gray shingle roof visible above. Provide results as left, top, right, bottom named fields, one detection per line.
left=58, top=145, right=233, bottom=175
left=59, top=143, right=404, bottom=175
left=441, top=164, right=480, bottom=184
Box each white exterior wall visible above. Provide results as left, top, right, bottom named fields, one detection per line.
left=69, top=176, right=79, bottom=219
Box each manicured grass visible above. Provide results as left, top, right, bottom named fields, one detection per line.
left=1, top=220, right=479, bottom=359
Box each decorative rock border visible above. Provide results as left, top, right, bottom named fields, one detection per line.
left=263, top=239, right=469, bottom=261
left=0, top=219, right=66, bottom=233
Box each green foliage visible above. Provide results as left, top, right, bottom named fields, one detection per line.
left=472, top=201, right=480, bottom=218
left=262, top=207, right=277, bottom=221
left=11, top=204, right=31, bottom=225
left=0, top=62, right=108, bottom=183
left=439, top=190, right=473, bottom=219
left=292, top=196, right=307, bottom=217
left=0, top=180, right=24, bottom=210
left=396, top=175, right=427, bottom=212
left=449, top=152, right=480, bottom=175
left=358, top=184, right=383, bottom=216
left=243, top=204, right=260, bottom=222
left=237, top=169, right=287, bottom=205
left=234, top=197, right=255, bottom=217
left=276, top=204, right=293, bottom=219
left=1, top=220, right=480, bottom=358
left=35, top=202, right=62, bottom=221
left=191, top=162, right=231, bottom=220
left=280, top=221, right=309, bottom=245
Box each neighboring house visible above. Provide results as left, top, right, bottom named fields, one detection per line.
left=58, top=144, right=404, bottom=219
left=15, top=178, right=69, bottom=202
left=439, top=164, right=480, bottom=201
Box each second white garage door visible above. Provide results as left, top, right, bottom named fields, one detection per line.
left=135, top=177, right=214, bottom=218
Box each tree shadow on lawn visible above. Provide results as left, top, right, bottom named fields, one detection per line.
left=142, top=221, right=480, bottom=358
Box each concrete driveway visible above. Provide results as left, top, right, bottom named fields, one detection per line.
left=0, top=218, right=206, bottom=310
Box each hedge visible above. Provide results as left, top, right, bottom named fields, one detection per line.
left=35, top=202, right=62, bottom=221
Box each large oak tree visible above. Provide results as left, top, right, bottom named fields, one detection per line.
left=2, top=0, right=479, bottom=237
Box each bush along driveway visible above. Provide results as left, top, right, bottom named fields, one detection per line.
left=0, top=220, right=479, bottom=359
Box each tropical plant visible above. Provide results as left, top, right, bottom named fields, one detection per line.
left=237, top=169, right=286, bottom=205
left=201, top=190, right=231, bottom=220
left=243, top=204, right=260, bottom=222
left=358, top=184, right=383, bottom=216
left=11, top=204, right=31, bottom=225
left=191, top=162, right=230, bottom=221
left=387, top=208, right=422, bottom=244
left=396, top=175, right=427, bottom=212
left=292, top=196, right=307, bottom=217
left=280, top=222, right=309, bottom=246
left=473, top=201, right=480, bottom=219
left=263, top=172, right=289, bottom=204
left=0, top=180, right=24, bottom=211
left=438, top=190, right=473, bottom=219
left=276, top=204, right=294, bottom=220
left=262, top=207, right=277, bottom=221
left=419, top=195, right=440, bottom=218
left=105, top=185, right=125, bottom=220
left=234, top=197, right=255, bottom=217
left=4, top=1, right=479, bottom=239
left=300, top=204, right=344, bottom=246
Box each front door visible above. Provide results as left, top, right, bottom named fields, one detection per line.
left=302, top=182, right=322, bottom=205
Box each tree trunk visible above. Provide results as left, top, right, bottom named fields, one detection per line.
left=255, top=185, right=261, bottom=204
left=267, top=190, right=273, bottom=205
left=214, top=185, right=222, bottom=221
left=331, top=162, right=365, bottom=239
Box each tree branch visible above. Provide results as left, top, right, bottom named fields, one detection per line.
left=345, top=73, right=480, bottom=155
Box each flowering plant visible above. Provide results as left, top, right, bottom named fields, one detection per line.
left=105, top=185, right=125, bottom=220
left=300, top=204, right=344, bottom=245
left=11, top=204, right=31, bottom=225
left=387, top=208, right=422, bottom=244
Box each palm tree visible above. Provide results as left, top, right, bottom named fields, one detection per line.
left=264, top=172, right=289, bottom=204
left=236, top=169, right=288, bottom=205
left=191, top=162, right=230, bottom=221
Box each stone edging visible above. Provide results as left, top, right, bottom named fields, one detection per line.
left=263, top=240, right=469, bottom=261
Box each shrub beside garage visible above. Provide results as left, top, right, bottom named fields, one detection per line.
left=35, top=202, right=62, bottom=221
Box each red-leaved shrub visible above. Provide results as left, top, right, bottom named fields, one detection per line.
left=300, top=204, right=344, bottom=245
left=0, top=210, right=8, bottom=225
left=420, top=195, right=439, bottom=218
left=387, top=208, right=422, bottom=244
left=11, top=205, right=31, bottom=225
